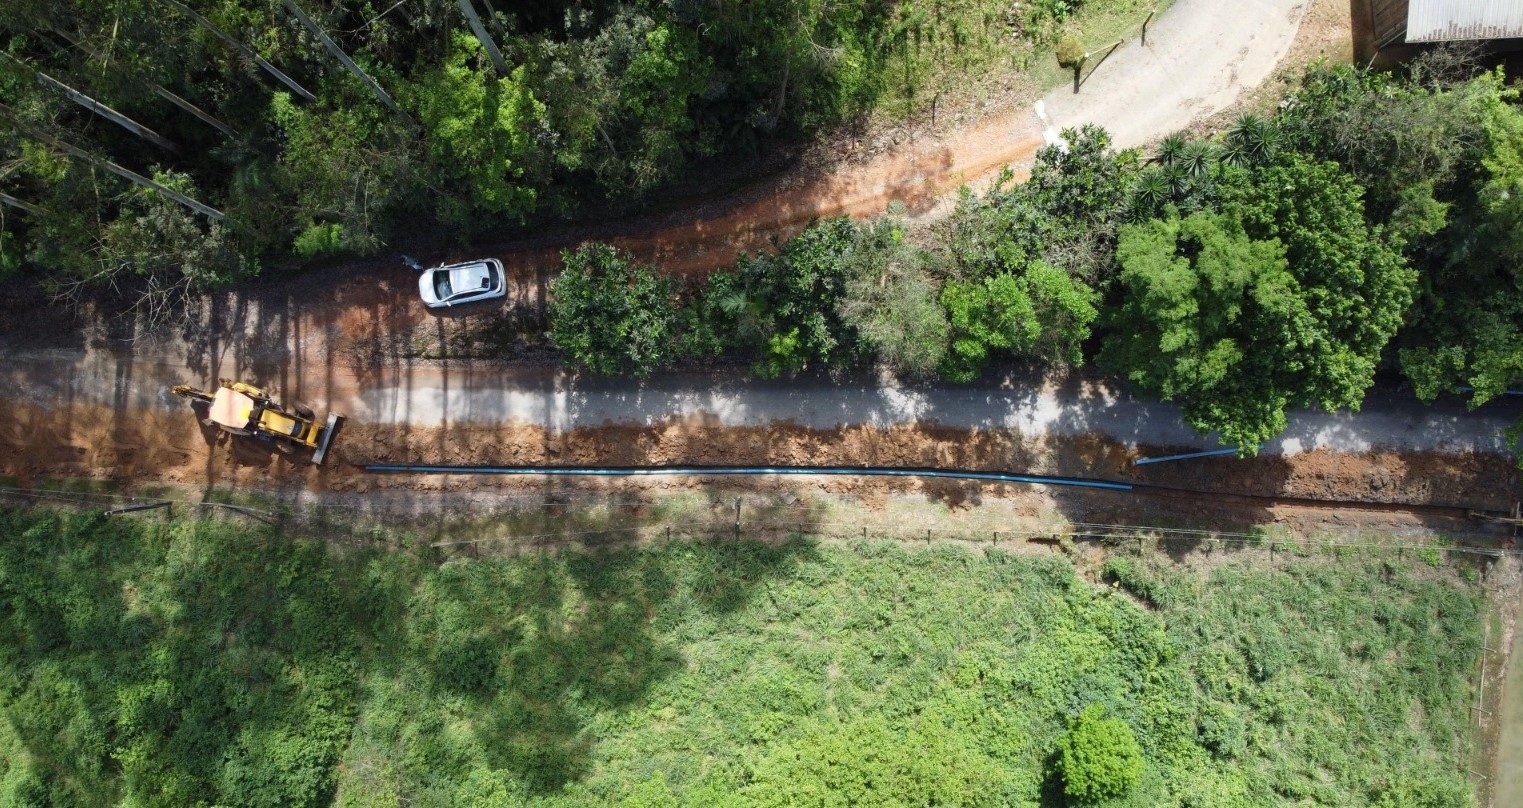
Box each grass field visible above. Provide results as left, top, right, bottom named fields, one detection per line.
left=0, top=508, right=1483, bottom=807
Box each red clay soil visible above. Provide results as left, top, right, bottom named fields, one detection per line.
left=3, top=397, right=1513, bottom=523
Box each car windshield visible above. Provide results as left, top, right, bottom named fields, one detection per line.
left=432, top=271, right=453, bottom=300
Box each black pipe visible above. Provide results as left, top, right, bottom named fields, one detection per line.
left=103, top=500, right=171, bottom=516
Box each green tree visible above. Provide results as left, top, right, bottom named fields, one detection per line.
left=1223, top=154, right=1415, bottom=393
left=950, top=125, right=1140, bottom=285
left=1103, top=153, right=1413, bottom=449
left=838, top=215, right=949, bottom=377
left=940, top=262, right=1096, bottom=382
left=539, top=13, right=711, bottom=197
left=548, top=243, right=681, bottom=377
left=20, top=168, right=249, bottom=324
left=409, top=33, right=548, bottom=229
left=1277, top=63, right=1493, bottom=233
left=1101, top=211, right=1295, bottom=448
left=270, top=91, right=418, bottom=255
left=1055, top=704, right=1144, bottom=805
left=695, top=217, right=860, bottom=376
left=1396, top=89, right=1523, bottom=461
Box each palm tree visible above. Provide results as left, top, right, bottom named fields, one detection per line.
left=1131, top=168, right=1169, bottom=217
left=1177, top=140, right=1217, bottom=179
left=1223, top=113, right=1277, bottom=166
left=1156, top=134, right=1188, bottom=168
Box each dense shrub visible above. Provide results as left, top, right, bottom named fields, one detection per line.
left=1055, top=703, right=1144, bottom=804
left=548, top=243, right=683, bottom=376
left=695, top=217, right=861, bottom=376
left=941, top=261, right=1096, bottom=380
left=837, top=215, right=951, bottom=376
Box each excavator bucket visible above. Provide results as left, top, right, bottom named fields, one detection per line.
left=311, top=412, right=343, bottom=465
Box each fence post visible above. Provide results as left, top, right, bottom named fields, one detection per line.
left=733, top=497, right=741, bottom=541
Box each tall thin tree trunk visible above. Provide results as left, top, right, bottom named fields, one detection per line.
left=51, top=28, right=238, bottom=139
left=0, top=105, right=225, bottom=221
left=147, top=84, right=238, bottom=139
left=457, top=0, right=508, bottom=74
left=477, top=0, right=507, bottom=36
left=31, top=69, right=180, bottom=153
left=0, top=193, right=43, bottom=215
left=280, top=0, right=409, bottom=122
left=162, top=0, right=317, bottom=102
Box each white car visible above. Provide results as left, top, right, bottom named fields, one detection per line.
left=417, top=258, right=506, bottom=309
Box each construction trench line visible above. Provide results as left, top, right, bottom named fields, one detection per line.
left=360, top=464, right=1508, bottom=521
left=362, top=464, right=1136, bottom=491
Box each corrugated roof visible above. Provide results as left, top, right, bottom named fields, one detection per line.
left=1407, top=0, right=1523, bottom=43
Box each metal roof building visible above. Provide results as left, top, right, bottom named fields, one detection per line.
left=1406, top=0, right=1523, bottom=43
left=1364, top=0, right=1523, bottom=51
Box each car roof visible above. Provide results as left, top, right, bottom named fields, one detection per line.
left=447, top=262, right=492, bottom=291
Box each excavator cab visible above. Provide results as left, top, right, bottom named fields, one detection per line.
left=172, top=379, right=342, bottom=464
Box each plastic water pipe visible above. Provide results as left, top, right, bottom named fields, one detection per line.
left=1133, top=447, right=1244, bottom=466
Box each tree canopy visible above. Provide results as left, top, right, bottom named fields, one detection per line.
left=1101, top=153, right=1413, bottom=449
left=0, top=0, right=1099, bottom=313
left=548, top=243, right=681, bottom=377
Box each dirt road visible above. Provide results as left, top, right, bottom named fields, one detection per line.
left=509, top=0, right=1312, bottom=273
left=14, top=0, right=1495, bottom=519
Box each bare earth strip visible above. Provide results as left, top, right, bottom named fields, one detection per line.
left=10, top=0, right=1506, bottom=518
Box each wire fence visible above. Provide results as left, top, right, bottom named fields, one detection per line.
left=2, top=483, right=1518, bottom=566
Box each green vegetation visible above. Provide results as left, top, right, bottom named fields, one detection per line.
left=552, top=58, right=1523, bottom=458
left=1055, top=704, right=1144, bottom=804
left=692, top=216, right=862, bottom=377
left=0, top=508, right=1485, bottom=806
left=0, top=0, right=1132, bottom=315
left=547, top=243, right=683, bottom=377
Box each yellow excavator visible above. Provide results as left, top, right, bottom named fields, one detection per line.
left=172, top=379, right=342, bottom=465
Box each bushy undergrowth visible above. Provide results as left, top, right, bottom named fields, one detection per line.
left=0, top=509, right=1484, bottom=807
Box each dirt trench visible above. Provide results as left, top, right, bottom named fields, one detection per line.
left=2, top=397, right=1512, bottom=535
